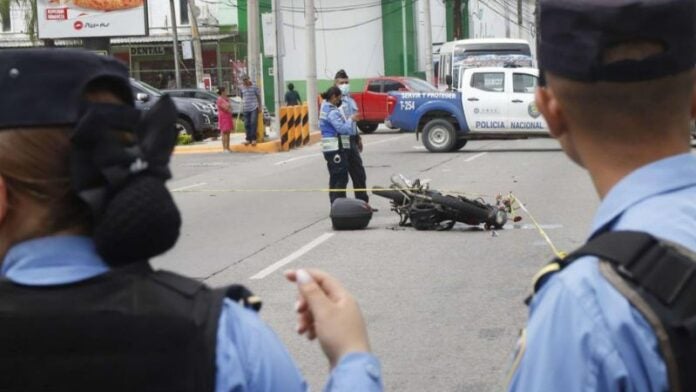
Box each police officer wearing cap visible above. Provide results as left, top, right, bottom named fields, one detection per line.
left=507, top=0, right=696, bottom=390
left=334, top=69, right=371, bottom=206
left=320, top=85, right=358, bottom=205
left=0, top=49, right=382, bottom=391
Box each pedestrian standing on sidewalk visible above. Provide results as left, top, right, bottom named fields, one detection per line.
left=216, top=86, right=233, bottom=151
left=240, top=74, right=261, bottom=146
left=285, top=83, right=301, bottom=106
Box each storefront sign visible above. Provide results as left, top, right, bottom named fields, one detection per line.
left=37, top=0, right=148, bottom=39
left=130, top=47, right=166, bottom=57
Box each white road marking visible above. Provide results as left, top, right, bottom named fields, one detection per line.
left=503, top=223, right=563, bottom=230
left=274, top=153, right=320, bottom=166
left=273, top=135, right=405, bottom=166
left=464, top=152, right=487, bottom=162
left=250, top=232, right=335, bottom=280
left=413, top=145, right=426, bottom=150
left=171, top=182, right=207, bottom=192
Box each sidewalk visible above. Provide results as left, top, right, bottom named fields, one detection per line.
left=174, top=129, right=322, bottom=155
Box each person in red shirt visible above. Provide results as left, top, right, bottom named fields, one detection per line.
left=216, top=87, right=234, bottom=151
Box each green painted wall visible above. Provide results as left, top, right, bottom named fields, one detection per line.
left=381, top=0, right=417, bottom=77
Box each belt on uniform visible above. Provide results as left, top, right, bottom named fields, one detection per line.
left=321, top=136, right=351, bottom=152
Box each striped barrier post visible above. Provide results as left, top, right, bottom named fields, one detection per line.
left=301, top=104, right=309, bottom=145
left=287, top=105, right=296, bottom=149
left=280, top=106, right=290, bottom=151
left=293, top=105, right=302, bottom=148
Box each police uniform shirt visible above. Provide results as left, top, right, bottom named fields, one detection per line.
left=509, top=153, right=696, bottom=391
left=1, top=236, right=383, bottom=392
left=339, top=95, right=359, bottom=136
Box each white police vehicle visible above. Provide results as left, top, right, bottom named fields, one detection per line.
left=386, top=67, right=550, bottom=152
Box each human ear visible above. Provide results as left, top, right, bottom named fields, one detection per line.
left=536, top=86, right=568, bottom=139
left=0, top=176, right=7, bottom=226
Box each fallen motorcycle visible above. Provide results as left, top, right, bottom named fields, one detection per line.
left=372, top=175, right=517, bottom=231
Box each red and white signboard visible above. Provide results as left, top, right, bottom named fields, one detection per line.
left=37, top=0, right=148, bottom=39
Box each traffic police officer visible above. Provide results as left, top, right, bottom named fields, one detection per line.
left=0, top=49, right=382, bottom=391
left=508, top=0, right=696, bottom=390
left=320, top=85, right=357, bottom=205
left=334, top=70, right=371, bottom=205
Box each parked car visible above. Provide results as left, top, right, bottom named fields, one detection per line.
left=350, top=77, right=437, bottom=134
left=163, top=88, right=271, bottom=126
left=386, top=67, right=549, bottom=152
left=130, top=79, right=217, bottom=140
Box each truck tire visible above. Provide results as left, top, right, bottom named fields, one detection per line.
left=422, top=119, right=457, bottom=152
left=358, top=122, right=378, bottom=134
left=452, top=139, right=468, bottom=151
left=175, top=117, right=195, bottom=137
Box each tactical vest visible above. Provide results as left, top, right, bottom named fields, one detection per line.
left=0, top=263, right=261, bottom=392
left=530, top=231, right=696, bottom=392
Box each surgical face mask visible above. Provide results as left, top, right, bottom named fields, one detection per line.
left=338, top=83, right=350, bottom=95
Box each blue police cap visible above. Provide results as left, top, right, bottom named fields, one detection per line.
left=539, top=0, right=696, bottom=82
left=0, top=49, right=133, bottom=130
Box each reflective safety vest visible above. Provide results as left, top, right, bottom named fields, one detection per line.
left=319, top=101, right=351, bottom=152
left=0, top=262, right=261, bottom=391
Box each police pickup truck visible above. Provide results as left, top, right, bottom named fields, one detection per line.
left=386, top=67, right=549, bottom=152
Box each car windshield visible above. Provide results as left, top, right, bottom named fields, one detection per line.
left=135, top=79, right=162, bottom=97
left=405, top=78, right=437, bottom=92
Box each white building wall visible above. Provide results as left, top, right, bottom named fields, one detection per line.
left=468, top=0, right=537, bottom=52
left=278, top=0, right=385, bottom=81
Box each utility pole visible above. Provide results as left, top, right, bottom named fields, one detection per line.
left=401, top=0, right=408, bottom=76
left=305, top=0, right=318, bottom=133
left=188, top=0, right=204, bottom=88
left=169, top=0, right=182, bottom=88
left=453, top=0, right=462, bottom=39
left=271, top=0, right=285, bottom=136
left=247, top=0, right=260, bottom=84
left=423, top=0, right=434, bottom=84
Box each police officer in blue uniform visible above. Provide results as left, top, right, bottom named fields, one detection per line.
left=334, top=70, right=371, bottom=206
left=320, top=86, right=357, bottom=205
left=0, top=49, right=382, bottom=392
left=508, top=0, right=696, bottom=390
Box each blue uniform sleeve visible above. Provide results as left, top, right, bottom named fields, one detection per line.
left=327, top=109, right=354, bottom=135
left=323, top=353, right=383, bottom=392
left=215, top=299, right=308, bottom=392
left=508, top=269, right=629, bottom=392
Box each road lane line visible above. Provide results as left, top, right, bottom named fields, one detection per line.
left=250, top=232, right=335, bottom=280
left=171, top=182, right=207, bottom=192
left=274, top=153, right=319, bottom=166
left=464, top=152, right=487, bottom=162
left=273, top=135, right=405, bottom=166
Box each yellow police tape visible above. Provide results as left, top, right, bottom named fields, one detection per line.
left=172, top=187, right=566, bottom=259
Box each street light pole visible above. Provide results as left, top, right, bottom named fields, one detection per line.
left=169, top=0, right=182, bottom=88
left=304, top=0, right=318, bottom=133
left=247, top=0, right=260, bottom=84
left=188, top=0, right=204, bottom=88
left=401, top=0, right=408, bottom=76
left=423, top=0, right=434, bottom=84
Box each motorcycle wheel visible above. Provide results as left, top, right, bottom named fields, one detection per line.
left=430, top=194, right=491, bottom=222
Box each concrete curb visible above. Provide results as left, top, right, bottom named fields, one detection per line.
left=174, top=131, right=322, bottom=155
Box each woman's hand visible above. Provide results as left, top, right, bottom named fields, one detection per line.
left=284, top=269, right=370, bottom=369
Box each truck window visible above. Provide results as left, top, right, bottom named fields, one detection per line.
left=383, top=81, right=406, bottom=93
left=470, top=72, right=505, bottom=93
left=367, top=81, right=383, bottom=93
left=513, top=73, right=537, bottom=93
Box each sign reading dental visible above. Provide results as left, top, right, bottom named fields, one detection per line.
left=37, top=0, right=148, bottom=39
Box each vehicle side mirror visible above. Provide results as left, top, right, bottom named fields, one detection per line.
left=445, top=75, right=453, bottom=88
left=136, top=93, right=150, bottom=102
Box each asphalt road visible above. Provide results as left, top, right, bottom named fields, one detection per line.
left=156, top=129, right=601, bottom=391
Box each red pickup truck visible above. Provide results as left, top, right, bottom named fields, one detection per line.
left=351, top=77, right=437, bottom=133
